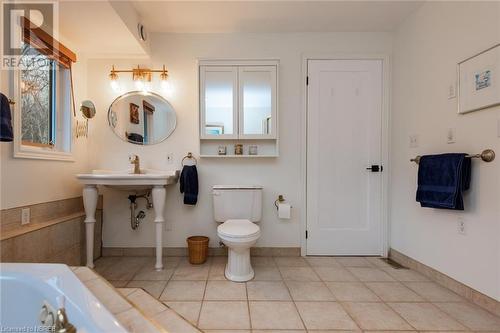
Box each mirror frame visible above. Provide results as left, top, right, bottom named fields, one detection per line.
left=107, top=90, right=177, bottom=145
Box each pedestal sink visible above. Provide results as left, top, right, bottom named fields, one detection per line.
left=76, top=169, right=180, bottom=271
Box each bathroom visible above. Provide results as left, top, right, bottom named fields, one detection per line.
left=1, top=1, right=500, bottom=332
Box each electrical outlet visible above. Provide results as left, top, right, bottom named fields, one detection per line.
left=21, top=208, right=30, bottom=225
left=457, top=218, right=466, bottom=235
left=166, top=153, right=173, bottom=164
left=165, top=221, right=172, bottom=231
left=447, top=128, right=456, bottom=144
left=409, top=134, right=419, bottom=148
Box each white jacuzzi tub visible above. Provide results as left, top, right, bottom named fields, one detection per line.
left=0, top=263, right=128, bottom=333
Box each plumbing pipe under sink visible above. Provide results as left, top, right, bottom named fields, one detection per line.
left=128, top=193, right=153, bottom=230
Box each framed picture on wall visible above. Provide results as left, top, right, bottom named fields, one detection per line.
left=458, top=43, right=500, bottom=114
left=129, top=103, right=140, bottom=124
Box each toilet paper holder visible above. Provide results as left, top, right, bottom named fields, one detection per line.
left=274, top=195, right=292, bottom=209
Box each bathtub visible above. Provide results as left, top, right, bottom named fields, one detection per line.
left=0, top=263, right=128, bottom=333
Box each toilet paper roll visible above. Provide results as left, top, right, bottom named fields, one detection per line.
left=278, top=203, right=291, bottom=219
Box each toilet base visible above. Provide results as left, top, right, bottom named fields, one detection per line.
left=224, top=246, right=254, bottom=282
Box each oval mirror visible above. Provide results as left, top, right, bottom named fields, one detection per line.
left=108, top=91, right=176, bottom=145
left=80, top=100, right=96, bottom=119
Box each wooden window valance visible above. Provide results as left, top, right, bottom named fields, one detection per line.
left=22, top=17, right=77, bottom=68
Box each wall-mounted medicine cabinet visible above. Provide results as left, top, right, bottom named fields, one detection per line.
left=199, top=60, right=279, bottom=157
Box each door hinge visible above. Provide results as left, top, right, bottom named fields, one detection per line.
left=306, top=76, right=309, bottom=85
left=305, top=230, right=308, bottom=239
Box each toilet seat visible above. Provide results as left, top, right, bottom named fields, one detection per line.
left=218, top=219, right=260, bottom=238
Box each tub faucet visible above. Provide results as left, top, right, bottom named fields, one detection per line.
left=129, top=154, right=141, bottom=174
left=55, top=296, right=76, bottom=333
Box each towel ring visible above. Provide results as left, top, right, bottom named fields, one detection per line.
left=182, top=152, right=197, bottom=166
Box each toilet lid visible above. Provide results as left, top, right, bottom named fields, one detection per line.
left=218, top=219, right=260, bottom=238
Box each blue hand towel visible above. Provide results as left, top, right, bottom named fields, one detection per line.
left=416, top=153, right=471, bottom=210
left=0, top=93, right=13, bottom=142
left=180, top=165, right=198, bottom=205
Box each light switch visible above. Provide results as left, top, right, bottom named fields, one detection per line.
left=448, top=83, right=456, bottom=99
left=447, top=128, right=456, bottom=144
left=409, top=134, right=419, bottom=148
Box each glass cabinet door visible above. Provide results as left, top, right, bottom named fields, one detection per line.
left=200, top=66, right=238, bottom=139
left=238, top=66, right=277, bottom=139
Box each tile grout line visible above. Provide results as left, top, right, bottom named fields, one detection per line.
left=274, top=256, right=308, bottom=331
left=306, top=257, right=363, bottom=331
left=245, top=278, right=252, bottom=331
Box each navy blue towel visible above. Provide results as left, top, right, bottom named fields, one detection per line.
left=180, top=165, right=198, bottom=205
left=0, top=93, right=13, bottom=142
left=127, top=132, right=144, bottom=144
left=416, top=153, right=471, bottom=210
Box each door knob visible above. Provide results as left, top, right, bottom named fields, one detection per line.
left=366, top=165, right=383, bottom=172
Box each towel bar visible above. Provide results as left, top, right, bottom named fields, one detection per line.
left=411, top=149, right=495, bottom=164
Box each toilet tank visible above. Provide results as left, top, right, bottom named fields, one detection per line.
left=212, top=185, right=263, bottom=223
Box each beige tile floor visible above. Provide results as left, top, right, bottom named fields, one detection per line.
left=94, top=255, right=500, bottom=332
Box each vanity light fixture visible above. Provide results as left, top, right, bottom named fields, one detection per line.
left=108, top=65, right=169, bottom=93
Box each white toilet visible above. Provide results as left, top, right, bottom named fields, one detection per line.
left=212, top=185, right=262, bottom=282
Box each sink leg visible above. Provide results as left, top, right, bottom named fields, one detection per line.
left=83, top=185, right=98, bottom=269
left=152, top=185, right=166, bottom=271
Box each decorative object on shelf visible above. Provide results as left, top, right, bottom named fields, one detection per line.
left=458, top=43, right=500, bottom=113
left=234, top=143, right=243, bottom=155
left=249, top=145, right=258, bottom=155
left=109, top=65, right=169, bottom=92
left=218, top=146, right=227, bottom=155
left=108, top=91, right=176, bottom=145
left=206, top=123, right=224, bottom=135
left=410, top=149, right=495, bottom=164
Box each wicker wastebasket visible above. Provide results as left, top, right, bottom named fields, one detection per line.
left=187, top=236, right=209, bottom=264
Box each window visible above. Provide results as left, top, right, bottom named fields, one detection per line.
left=20, top=44, right=56, bottom=147
left=13, top=17, right=76, bottom=161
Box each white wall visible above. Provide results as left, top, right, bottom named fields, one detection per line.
left=86, top=32, right=392, bottom=249
left=391, top=2, right=500, bottom=300
left=0, top=55, right=90, bottom=209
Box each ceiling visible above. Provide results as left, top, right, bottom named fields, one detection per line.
left=57, top=1, right=423, bottom=57
left=131, top=1, right=424, bottom=33
left=59, top=1, right=146, bottom=57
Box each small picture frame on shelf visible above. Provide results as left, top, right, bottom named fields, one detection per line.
left=206, top=123, right=224, bottom=135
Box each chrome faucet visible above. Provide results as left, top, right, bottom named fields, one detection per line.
left=129, top=154, right=141, bottom=174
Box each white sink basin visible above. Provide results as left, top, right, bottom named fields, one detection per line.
left=77, top=168, right=180, bottom=191
left=77, top=167, right=180, bottom=271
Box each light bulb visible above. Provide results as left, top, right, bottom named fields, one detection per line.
left=110, top=79, right=120, bottom=92
left=161, top=79, right=172, bottom=95
left=134, top=79, right=144, bottom=90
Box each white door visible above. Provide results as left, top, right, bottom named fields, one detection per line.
left=306, top=59, right=384, bottom=255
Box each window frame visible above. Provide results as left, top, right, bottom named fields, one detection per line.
left=12, top=62, right=74, bottom=162
left=11, top=17, right=76, bottom=162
